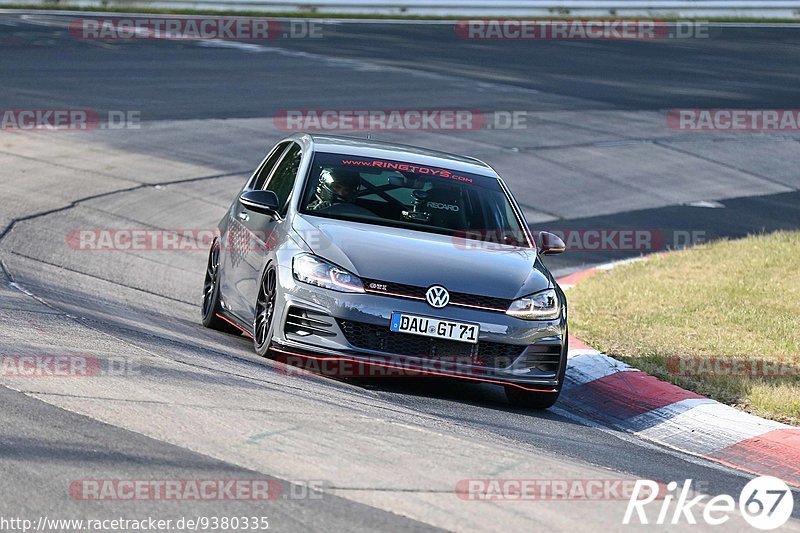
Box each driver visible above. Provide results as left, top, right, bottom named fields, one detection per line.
left=309, top=168, right=362, bottom=210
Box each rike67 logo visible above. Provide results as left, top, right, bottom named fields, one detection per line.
left=624, top=477, right=794, bottom=529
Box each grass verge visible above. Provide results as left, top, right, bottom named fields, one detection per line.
left=567, top=231, right=800, bottom=425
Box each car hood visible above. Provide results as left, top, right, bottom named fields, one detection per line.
left=292, top=215, right=552, bottom=299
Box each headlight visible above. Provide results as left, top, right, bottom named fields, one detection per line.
left=506, top=288, right=560, bottom=320
left=292, top=253, right=365, bottom=293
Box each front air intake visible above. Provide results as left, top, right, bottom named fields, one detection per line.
left=284, top=307, right=336, bottom=337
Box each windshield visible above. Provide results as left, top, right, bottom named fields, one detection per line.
left=299, top=152, right=530, bottom=247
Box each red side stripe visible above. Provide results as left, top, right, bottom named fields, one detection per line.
left=215, top=313, right=253, bottom=338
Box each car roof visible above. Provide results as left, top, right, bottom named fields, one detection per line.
left=299, top=133, right=498, bottom=178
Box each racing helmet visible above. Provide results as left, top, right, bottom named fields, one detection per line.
left=315, top=168, right=361, bottom=205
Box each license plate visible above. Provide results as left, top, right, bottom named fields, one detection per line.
left=389, top=312, right=479, bottom=344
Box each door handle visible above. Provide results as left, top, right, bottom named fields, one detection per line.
left=238, top=211, right=250, bottom=221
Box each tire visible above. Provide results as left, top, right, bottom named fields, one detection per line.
left=201, top=239, right=240, bottom=334
left=253, top=265, right=278, bottom=357
left=504, top=385, right=561, bottom=409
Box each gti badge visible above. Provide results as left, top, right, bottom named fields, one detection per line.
left=425, top=285, right=450, bottom=309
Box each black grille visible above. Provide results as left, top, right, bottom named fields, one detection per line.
left=362, top=279, right=512, bottom=311
left=337, top=319, right=525, bottom=369
left=284, top=307, right=336, bottom=337
left=450, top=292, right=511, bottom=310
left=513, top=343, right=562, bottom=377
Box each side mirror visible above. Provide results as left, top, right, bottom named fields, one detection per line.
left=239, top=190, right=280, bottom=217
left=538, top=231, right=565, bottom=255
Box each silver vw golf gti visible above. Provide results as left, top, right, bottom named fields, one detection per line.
left=202, top=134, right=568, bottom=408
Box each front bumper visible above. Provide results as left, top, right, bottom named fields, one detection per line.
left=272, top=265, right=567, bottom=391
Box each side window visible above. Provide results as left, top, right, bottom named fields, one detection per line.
left=263, top=143, right=302, bottom=214
left=251, top=142, right=290, bottom=190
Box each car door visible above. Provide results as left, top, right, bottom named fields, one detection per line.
left=227, top=142, right=303, bottom=324
left=219, top=141, right=289, bottom=318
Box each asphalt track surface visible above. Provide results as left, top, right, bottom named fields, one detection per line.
left=1, top=12, right=800, bottom=531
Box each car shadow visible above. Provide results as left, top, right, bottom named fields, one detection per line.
left=343, top=375, right=568, bottom=421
